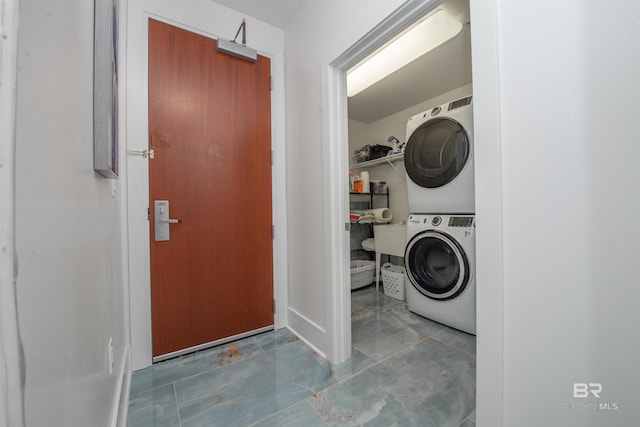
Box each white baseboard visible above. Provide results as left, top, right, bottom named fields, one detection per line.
left=110, top=345, right=131, bottom=427
left=287, top=307, right=327, bottom=359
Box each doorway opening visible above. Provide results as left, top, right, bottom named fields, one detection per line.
left=325, top=0, right=474, bottom=363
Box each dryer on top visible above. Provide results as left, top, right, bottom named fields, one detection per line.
left=404, top=96, right=474, bottom=214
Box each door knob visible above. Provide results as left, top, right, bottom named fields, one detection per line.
left=154, top=200, right=181, bottom=241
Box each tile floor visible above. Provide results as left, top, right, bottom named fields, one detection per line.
left=128, top=286, right=476, bottom=426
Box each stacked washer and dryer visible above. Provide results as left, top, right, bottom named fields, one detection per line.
left=403, top=96, right=476, bottom=335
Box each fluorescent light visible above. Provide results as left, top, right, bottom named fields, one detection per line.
left=347, top=10, right=463, bottom=97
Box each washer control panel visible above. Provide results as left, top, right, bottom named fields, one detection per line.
left=407, top=215, right=474, bottom=228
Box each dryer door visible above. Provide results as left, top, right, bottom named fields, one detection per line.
left=404, top=117, right=470, bottom=188
left=405, top=230, right=470, bottom=300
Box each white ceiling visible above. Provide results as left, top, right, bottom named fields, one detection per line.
left=212, top=0, right=305, bottom=29
left=211, top=0, right=472, bottom=123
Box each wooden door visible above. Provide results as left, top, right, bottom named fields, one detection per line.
left=148, top=19, right=273, bottom=358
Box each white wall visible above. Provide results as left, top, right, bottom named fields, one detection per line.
left=284, top=0, right=405, bottom=357
left=15, top=0, right=128, bottom=425
left=348, top=83, right=473, bottom=223
left=126, top=0, right=287, bottom=370
left=472, top=0, right=640, bottom=425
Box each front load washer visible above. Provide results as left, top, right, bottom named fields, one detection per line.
left=404, top=96, right=474, bottom=214
left=404, top=213, right=476, bottom=335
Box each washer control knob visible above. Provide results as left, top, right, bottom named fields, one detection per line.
left=432, top=216, right=442, bottom=226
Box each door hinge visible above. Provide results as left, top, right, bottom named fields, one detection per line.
left=272, top=225, right=275, bottom=240
left=147, top=208, right=151, bottom=221
left=270, top=75, right=273, bottom=91
left=273, top=299, right=276, bottom=314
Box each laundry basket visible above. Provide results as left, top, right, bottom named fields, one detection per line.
left=350, top=260, right=375, bottom=290
left=381, top=263, right=406, bottom=300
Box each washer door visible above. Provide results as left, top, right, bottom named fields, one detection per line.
left=404, top=117, right=470, bottom=188
left=405, top=230, right=470, bottom=300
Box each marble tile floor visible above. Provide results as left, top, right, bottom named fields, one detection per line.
left=128, top=286, right=476, bottom=426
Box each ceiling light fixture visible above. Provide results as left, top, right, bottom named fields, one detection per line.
left=347, top=10, right=463, bottom=97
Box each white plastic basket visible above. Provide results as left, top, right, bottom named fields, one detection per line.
left=350, top=260, right=375, bottom=290
left=381, top=263, right=406, bottom=300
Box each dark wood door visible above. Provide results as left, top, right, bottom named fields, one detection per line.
left=148, top=19, right=273, bottom=358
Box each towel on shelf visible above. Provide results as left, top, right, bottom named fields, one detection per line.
left=350, top=209, right=375, bottom=223
left=350, top=208, right=393, bottom=224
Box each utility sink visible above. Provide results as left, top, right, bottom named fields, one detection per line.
left=373, top=223, right=406, bottom=290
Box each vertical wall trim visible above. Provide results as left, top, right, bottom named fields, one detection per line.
left=0, top=0, right=26, bottom=425
left=322, top=64, right=351, bottom=363
left=470, top=0, right=504, bottom=425
left=109, top=345, right=131, bottom=427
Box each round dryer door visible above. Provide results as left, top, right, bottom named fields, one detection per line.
left=405, top=230, right=470, bottom=300
left=404, top=117, right=470, bottom=188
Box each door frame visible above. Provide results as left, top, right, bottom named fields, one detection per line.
left=126, top=2, right=288, bottom=370
left=325, top=0, right=505, bottom=425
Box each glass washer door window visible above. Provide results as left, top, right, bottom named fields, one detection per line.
left=405, top=230, right=469, bottom=301
left=404, top=117, right=470, bottom=188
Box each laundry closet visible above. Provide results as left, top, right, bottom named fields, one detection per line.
left=346, top=0, right=474, bottom=328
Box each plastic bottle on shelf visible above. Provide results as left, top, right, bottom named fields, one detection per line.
left=353, top=177, right=363, bottom=193
left=360, top=171, right=370, bottom=193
